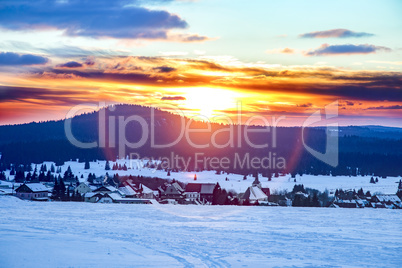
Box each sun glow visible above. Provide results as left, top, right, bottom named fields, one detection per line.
left=182, top=87, right=242, bottom=119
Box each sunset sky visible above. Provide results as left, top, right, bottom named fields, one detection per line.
left=0, top=0, right=402, bottom=126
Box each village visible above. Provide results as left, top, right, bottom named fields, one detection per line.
left=1, top=161, right=401, bottom=209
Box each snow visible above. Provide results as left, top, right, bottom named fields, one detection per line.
left=0, top=195, right=401, bottom=267
left=2, top=159, right=401, bottom=194
left=244, top=186, right=267, bottom=201
left=23, top=183, right=49, bottom=192
left=29, top=160, right=402, bottom=193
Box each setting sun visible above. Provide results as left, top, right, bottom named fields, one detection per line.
left=182, top=87, right=242, bottom=118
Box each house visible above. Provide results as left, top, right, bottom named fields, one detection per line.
left=84, top=192, right=104, bottom=203
left=15, top=183, right=49, bottom=201
left=242, top=186, right=268, bottom=203
left=138, top=184, right=154, bottom=199
left=93, top=185, right=118, bottom=193
left=118, top=185, right=138, bottom=198
left=371, top=194, right=402, bottom=209
left=98, top=192, right=153, bottom=204
left=185, top=192, right=200, bottom=202
left=160, top=182, right=185, bottom=201
left=185, top=183, right=215, bottom=203
left=74, top=182, right=92, bottom=195
left=332, top=199, right=358, bottom=208
left=268, top=195, right=292, bottom=206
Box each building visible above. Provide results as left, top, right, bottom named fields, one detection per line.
left=74, top=182, right=92, bottom=195
left=242, top=186, right=268, bottom=203
left=15, top=183, right=49, bottom=201
left=185, top=183, right=215, bottom=203
left=98, top=192, right=153, bottom=204
left=93, top=185, right=118, bottom=193
left=371, top=194, right=402, bottom=209
left=160, top=182, right=185, bottom=201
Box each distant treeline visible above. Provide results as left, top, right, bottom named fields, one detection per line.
left=1, top=104, right=402, bottom=177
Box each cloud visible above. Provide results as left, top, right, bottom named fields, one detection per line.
left=57, top=61, right=83, bottom=68
left=367, top=105, right=402, bottom=110
left=0, top=85, right=83, bottom=105
left=280, top=48, right=294, bottom=54
left=0, top=52, right=48, bottom=65
left=300, top=29, right=374, bottom=38
left=266, top=48, right=295, bottom=54
left=297, top=103, right=312, bottom=108
left=0, top=0, right=191, bottom=40
left=84, top=57, right=95, bottom=66
left=161, top=96, right=186, bottom=101
left=306, top=44, right=391, bottom=56
left=153, top=66, right=176, bottom=73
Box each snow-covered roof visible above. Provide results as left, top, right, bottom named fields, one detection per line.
left=243, top=186, right=267, bottom=201
left=374, top=195, right=401, bottom=203
left=25, top=183, right=49, bottom=192
left=118, top=185, right=137, bottom=196
left=200, top=184, right=215, bottom=194
left=84, top=192, right=96, bottom=198
left=141, top=184, right=153, bottom=194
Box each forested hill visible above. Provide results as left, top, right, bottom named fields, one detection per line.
left=1, top=104, right=402, bottom=176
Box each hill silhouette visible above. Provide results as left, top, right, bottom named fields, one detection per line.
left=1, top=104, right=402, bottom=176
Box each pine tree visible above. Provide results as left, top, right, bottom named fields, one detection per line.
left=84, top=160, right=90, bottom=170
left=311, top=193, right=320, bottom=207
left=51, top=178, right=59, bottom=200
left=212, top=183, right=221, bottom=205
left=105, top=161, right=111, bottom=170
left=50, top=164, right=55, bottom=173
left=194, top=174, right=197, bottom=181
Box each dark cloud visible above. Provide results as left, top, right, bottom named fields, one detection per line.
left=0, top=0, right=188, bottom=39
left=306, top=44, right=391, bottom=56
left=0, top=52, right=48, bottom=65
left=300, top=29, right=374, bottom=38
left=57, top=61, right=83, bottom=68
left=84, top=58, right=95, bottom=66
left=161, top=96, right=186, bottom=101
left=153, top=66, right=176, bottom=73
left=345, top=101, right=355, bottom=106
left=179, top=34, right=210, bottom=42
left=0, top=85, right=84, bottom=105
left=297, top=103, right=312, bottom=108
left=367, top=105, right=402, bottom=110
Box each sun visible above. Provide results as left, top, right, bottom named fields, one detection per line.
left=183, top=87, right=241, bottom=119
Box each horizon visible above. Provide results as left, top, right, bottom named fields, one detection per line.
left=1, top=102, right=402, bottom=128
left=0, top=0, right=401, bottom=127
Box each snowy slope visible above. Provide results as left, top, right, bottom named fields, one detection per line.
left=0, top=195, right=401, bottom=267
left=3, top=159, right=401, bottom=194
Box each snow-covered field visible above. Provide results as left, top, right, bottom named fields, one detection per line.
left=0, top=196, right=401, bottom=267
left=4, top=159, right=401, bottom=194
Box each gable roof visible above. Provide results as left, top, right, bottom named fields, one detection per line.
left=243, top=186, right=267, bottom=201
left=185, top=183, right=215, bottom=194
left=93, top=185, right=117, bottom=192
left=374, top=194, right=401, bottom=203
left=16, top=183, right=48, bottom=193
left=200, top=184, right=215, bottom=194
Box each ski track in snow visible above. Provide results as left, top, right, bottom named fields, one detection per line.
left=0, top=196, right=401, bottom=267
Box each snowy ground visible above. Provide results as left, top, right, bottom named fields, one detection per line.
left=3, top=159, right=401, bottom=194
left=0, top=196, right=401, bottom=267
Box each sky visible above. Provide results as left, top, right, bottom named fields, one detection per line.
left=0, top=0, right=401, bottom=126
